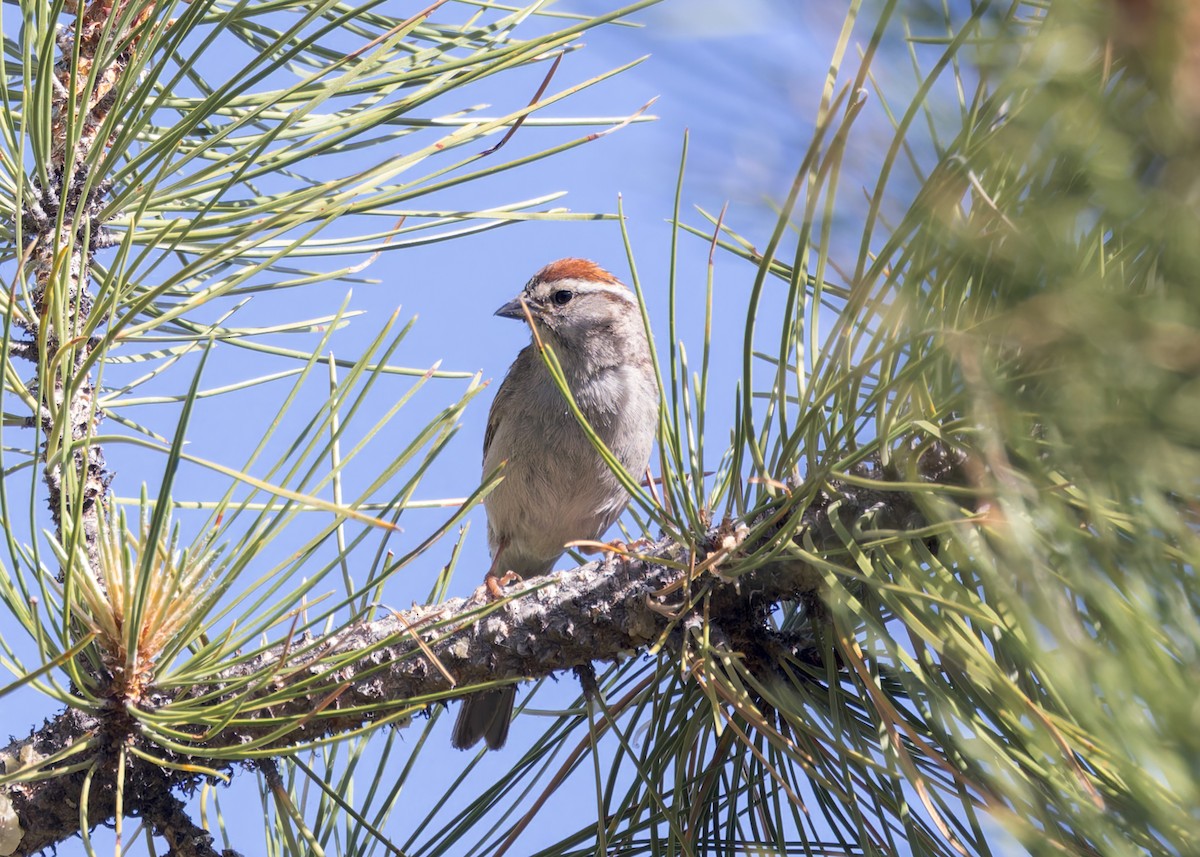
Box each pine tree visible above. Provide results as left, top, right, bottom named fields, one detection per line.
left=0, top=2, right=1196, bottom=855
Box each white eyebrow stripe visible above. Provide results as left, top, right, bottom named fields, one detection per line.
left=549, top=277, right=637, bottom=305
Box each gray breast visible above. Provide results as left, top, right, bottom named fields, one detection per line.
left=482, top=354, right=654, bottom=576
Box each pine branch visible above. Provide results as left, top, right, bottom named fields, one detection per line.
left=133, top=772, right=243, bottom=857
left=0, top=450, right=965, bottom=854
left=24, top=0, right=139, bottom=576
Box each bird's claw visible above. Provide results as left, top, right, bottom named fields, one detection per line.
left=485, top=570, right=522, bottom=599
left=581, top=537, right=653, bottom=558
left=602, top=537, right=654, bottom=568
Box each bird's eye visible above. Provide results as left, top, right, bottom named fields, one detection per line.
left=552, top=289, right=573, bottom=306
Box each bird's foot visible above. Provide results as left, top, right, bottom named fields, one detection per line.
left=577, top=537, right=653, bottom=558
left=603, top=537, right=654, bottom=567
left=485, top=570, right=522, bottom=599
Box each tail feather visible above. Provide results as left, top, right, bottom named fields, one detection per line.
left=451, top=687, right=516, bottom=751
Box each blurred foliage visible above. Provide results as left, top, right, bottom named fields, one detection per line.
left=593, top=1, right=1200, bottom=855
left=906, top=1, right=1200, bottom=850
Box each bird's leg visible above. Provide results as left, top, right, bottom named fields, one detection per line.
left=483, top=536, right=522, bottom=599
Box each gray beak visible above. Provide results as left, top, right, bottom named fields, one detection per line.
left=494, top=297, right=530, bottom=321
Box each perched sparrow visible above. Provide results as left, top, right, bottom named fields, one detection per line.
left=451, top=258, right=659, bottom=751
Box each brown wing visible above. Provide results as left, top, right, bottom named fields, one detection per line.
left=482, top=410, right=500, bottom=464
left=483, top=344, right=536, bottom=471
left=482, top=357, right=517, bottom=467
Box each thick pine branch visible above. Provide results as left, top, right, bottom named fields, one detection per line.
left=0, top=456, right=963, bottom=855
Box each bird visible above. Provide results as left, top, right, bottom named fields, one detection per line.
left=451, top=258, right=659, bottom=751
